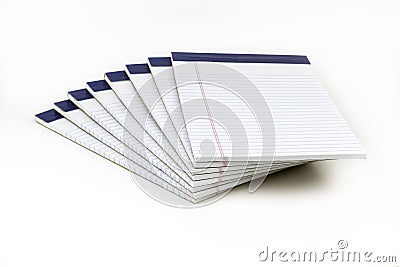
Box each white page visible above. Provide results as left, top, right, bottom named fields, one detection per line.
left=172, top=52, right=366, bottom=163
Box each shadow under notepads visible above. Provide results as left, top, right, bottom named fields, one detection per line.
left=228, top=162, right=330, bottom=196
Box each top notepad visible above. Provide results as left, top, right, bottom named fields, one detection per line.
left=172, top=52, right=365, bottom=162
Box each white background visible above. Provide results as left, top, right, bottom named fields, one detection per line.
left=1, top=0, right=399, bottom=266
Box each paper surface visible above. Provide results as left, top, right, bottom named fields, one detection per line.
left=172, top=52, right=366, bottom=163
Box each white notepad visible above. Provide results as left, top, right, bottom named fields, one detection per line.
left=34, top=51, right=367, bottom=203
left=172, top=52, right=366, bottom=163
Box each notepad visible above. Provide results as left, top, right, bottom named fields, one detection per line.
left=172, top=52, right=366, bottom=163
left=34, top=51, right=366, bottom=204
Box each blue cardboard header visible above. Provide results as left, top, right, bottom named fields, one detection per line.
left=148, top=57, right=172, bottom=67
left=68, top=89, right=94, bottom=101
left=126, top=64, right=151, bottom=74
left=105, top=71, right=130, bottom=82
left=54, top=100, right=78, bottom=112
left=36, top=109, right=63, bottom=123
left=171, top=52, right=310, bottom=64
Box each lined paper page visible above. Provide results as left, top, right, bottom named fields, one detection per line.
left=172, top=52, right=366, bottom=162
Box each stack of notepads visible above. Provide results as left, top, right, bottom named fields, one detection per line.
left=35, top=52, right=365, bottom=204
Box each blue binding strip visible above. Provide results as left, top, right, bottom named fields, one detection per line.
left=54, top=100, right=78, bottom=112
left=126, top=64, right=151, bottom=74
left=105, top=71, right=130, bottom=82
left=171, top=52, right=310, bottom=64
left=68, top=89, right=94, bottom=101
left=36, top=109, right=63, bottom=123
left=148, top=57, right=172, bottom=67
left=87, top=80, right=111, bottom=92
